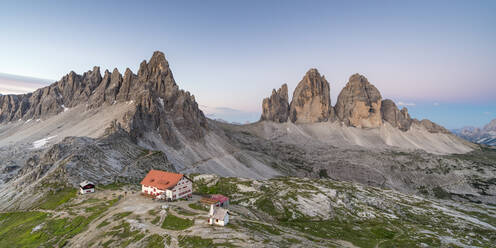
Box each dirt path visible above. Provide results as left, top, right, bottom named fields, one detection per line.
left=65, top=191, right=360, bottom=248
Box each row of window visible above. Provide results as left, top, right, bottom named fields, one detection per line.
left=179, top=189, right=191, bottom=196
left=173, top=185, right=190, bottom=192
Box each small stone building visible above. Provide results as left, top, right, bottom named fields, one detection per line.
left=208, top=204, right=229, bottom=226
left=200, top=194, right=229, bottom=208
left=79, top=181, right=95, bottom=194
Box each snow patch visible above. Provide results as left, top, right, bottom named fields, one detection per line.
left=32, top=135, right=57, bottom=149
left=158, top=98, right=164, bottom=107
left=61, top=105, right=69, bottom=112
left=31, top=223, right=44, bottom=233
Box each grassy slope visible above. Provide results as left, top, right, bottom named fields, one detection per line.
left=0, top=187, right=120, bottom=248
left=161, top=213, right=194, bottom=230
left=1, top=174, right=494, bottom=247
left=193, top=175, right=496, bottom=248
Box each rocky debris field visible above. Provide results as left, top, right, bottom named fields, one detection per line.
left=1, top=174, right=494, bottom=248
left=218, top=121, right=495, bottom=204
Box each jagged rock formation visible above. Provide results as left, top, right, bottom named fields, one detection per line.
left=260, top=71, right=451, bottom=135
left=260, top=84, right=290, bottom=122
left=413, top=119, right=450, bottom=134
left=128, top=51, right=207, bottom=144
left=1, top=130, right=175, bottom=210
left=289, top=69, right=333, bottom=123
left=335, top=74, right=382, bottom=128
left=0, top=51, right=488, bottom=216
left=0, top=51, right=208, bottom=147
left=381, top=99, right=412, bottom=131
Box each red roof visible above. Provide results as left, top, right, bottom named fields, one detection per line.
left=140, top=170, right=184, bottom=190
left=211, top=194, right=229, bottom=203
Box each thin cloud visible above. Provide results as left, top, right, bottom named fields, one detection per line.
left=0, top=73, right=50, bottom=95
left=199, top=105, right=259, bottom=123
left=397, top=101, right=416, bottom=107
left=433, top=102, right=440, bottom=106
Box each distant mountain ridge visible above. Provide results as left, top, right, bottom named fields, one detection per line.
left=453, top=119, right=496, bottom=146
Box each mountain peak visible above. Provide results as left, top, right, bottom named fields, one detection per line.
left=381, top=99, right=412, bottom=131
left=484, top=119, right=496, bottom=131
left=348, top=73, right=368, bottom=83
left=261, top=83, right=290, bottom=122
left=148, top=51, right=169, bottom=73
left=335, top=74, right=382, bottom=128
left=289, top=68, right=332, bottom=123
left=305, top=68, right=320, bottom=75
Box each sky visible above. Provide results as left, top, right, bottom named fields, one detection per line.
left=0, top=0, right=495, bottom=128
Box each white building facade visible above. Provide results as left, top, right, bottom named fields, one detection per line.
left=141, top=170, right=193, bottom=201
left=208, top=204, right=229, bottom=226
left=79, top=181, right=95, bottom=194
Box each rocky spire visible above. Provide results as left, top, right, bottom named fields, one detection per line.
left=334, top=73, right=382, bottom=128
left=380, top=99, right=412, bottom=131
left=289, top=69, right=333, bottom=123
left=261, top=84, right=290, bottom=122
left=148, top=51, right=169, bottom=75
left=116, top=68, right=135, bottom=101
left=104, top=68, right=123, bottom=104
left=137, top=51, right=178, bottom=100
left=130, top=51, right=207, bottom=145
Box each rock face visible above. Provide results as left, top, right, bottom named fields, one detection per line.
left=0, top=51, right=208, bottom=148
left=130, top=51, right=207, bottom=145
left=413, top=119, right=450, bottom=134
left=335, top=74, right=382, bottom=128
left=381, top=99, right=412, bottom=131
left=261, top=84, right=290, bottom=122
left=260, top=70, right=452, bottom=135
left=289, top=69, right=333, bottom=123
left=1, top=130, right=175, bottom=210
